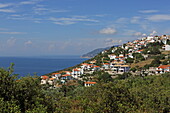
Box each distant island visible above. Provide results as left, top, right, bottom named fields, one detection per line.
left=81, top=47, right=109, bottom=58
left=81, top=46, right=119, bottom=58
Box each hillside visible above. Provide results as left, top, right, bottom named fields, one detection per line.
left=1, top=65, right=170, bottom=112
left=2, top=35, right=170, bottom=113
left=81, top=47, right=110, bottom=58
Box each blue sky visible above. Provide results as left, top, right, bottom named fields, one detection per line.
left=0, top=0, right=170, bottom=56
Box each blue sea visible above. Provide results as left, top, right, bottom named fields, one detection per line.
left=0, top=56, right=87, bottom=77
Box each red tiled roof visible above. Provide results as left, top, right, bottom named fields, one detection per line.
left=93, top=66, right=100, bottom=68
left=62, top=74, right=71, bottom=77
left=52, top=73, right=60, bottom=75
left=158, top=65, right=170, bottom=69
left=104, top=63, right=110, bottom=65
left=87, top=64, right=93, bottom=66
left=73, top=69, right=80, bottom=71
left=138, top=49, right=144, bottom=51
left=81, top=63, right=89, bottom=65
left=49, top=78, right=55, bottom=80
left=85, top=82, right=96, bottom=84
left=41, top=76, right=49, bottom=80
left=63, top=71, right=71, bottom=73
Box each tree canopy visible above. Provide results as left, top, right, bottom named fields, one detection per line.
left=0, top=64, right=170, bottom=113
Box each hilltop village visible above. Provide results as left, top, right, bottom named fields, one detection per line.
left=41, top=35, right=170, bottom=87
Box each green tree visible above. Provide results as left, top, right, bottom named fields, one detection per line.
left=150, top=58, right=161, bottom=67
left=126, top=57, right=134, bottom=63
left=97, top=72, right=113, bottom=83
left=0, top=63, right=17, bottom=101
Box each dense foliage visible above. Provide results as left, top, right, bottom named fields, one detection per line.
left=0, top=64, right=170, bottom=113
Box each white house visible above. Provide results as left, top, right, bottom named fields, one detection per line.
left=112, top=65, right=130, bottom=73
left=165, top=45, right=170, bottom=51
left=91, top=66, right=100, bottom=71
left=81, top=63, right=94, bottom=70
left=48, top=78, right=55, bottom=85
left=41, top=76, right=49, bottom=84
left=156, top=65, right=170, bottom=74
left=102, top=63, right=110, bottom=69
left=51, top=73, right=61, bottom=80
left=90, top=60, right=96, bottom=64
left=146, top=36, right=154, bottom=40
left=108, top=54, right=116, bottom=60
left=71, top=68, right=84, bottom=78
left=84, top=82, right=96, bottom=87
left=127, top=53, right=133, bottom=58
left=60, top=74, right=72, bottom=80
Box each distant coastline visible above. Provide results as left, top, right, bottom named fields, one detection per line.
left=80, top=56, right=92, bottom=59
left=0, top=56, right=86, bottom=77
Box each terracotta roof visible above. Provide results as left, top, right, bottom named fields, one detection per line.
left=41, top=76, right=49, bottom=80
left=104, top=63, right=110, bottom=65
left=88, top=64, right=94, bottom=66
left=61, top=74, right=71, bottom=77
left=63, top=71, right=71, bottom=73
left=158, top=65, right=170, bottom=69
left=73, top=69, right=80, bottom=71
left=49, top=78, right=55, bottom=80
left=81, top=63, right=89, bottom=65
left=138, top=49, right=144, bottom=51
left=85, top=82, right=96, bottom=84
left=93, top=66, right=100, bottom=68
left=52, top=73, right=60, bottom=75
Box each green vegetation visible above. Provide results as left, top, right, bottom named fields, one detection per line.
left=143, top=42, right=162, bottom=55
left=132, top=53, right=145, bottom=63
left=1, top=64, right=170, bottom=113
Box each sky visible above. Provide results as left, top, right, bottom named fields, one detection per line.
left=0, top=0, right=170, bottom=56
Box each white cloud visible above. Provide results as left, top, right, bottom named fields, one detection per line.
left=25, top=40, right=33, bottom=45
left=139, top=10, right=158, bottom=13
left=0, top=9, right=15, bottom=13
left=0, top=32, right=26, bottom=34
left=105, top=38, right=122, bottom=46
left=10, top=14, right=21, bottom=17
left=33, top=6, right=69, bottom=15
left=49, top=17, right=99, bottom=25
left=7, top=37, right=16, bottom=47
left=142, top=33, right=147, bottom=36
left=123, top=30, right=145, bottom=37
left=0, top=3, right=12, bottom=8
left=133, top=32, right=142, bottom=36
left=99, top=28, right=117, bottom=35
left=34, top=20, right=41, bottom=23
left=19, top=0, right=43, bottom=5
left=0, top=3, right=13, bottom=8
left=150, top=30, right=157, bottom=36
left=146, top=14, right=170, bottom=21
left=54, top=21, right=76, bottom=25
left=20, top=1, right=36, bottom=5
left=49, top=17, right=99, bottom=22
left=131, top=16, right=141, bottom=24
left=116, top=18, right=128, bottom=23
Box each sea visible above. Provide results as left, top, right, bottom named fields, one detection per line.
left=0, top=55, right=87, bottom=77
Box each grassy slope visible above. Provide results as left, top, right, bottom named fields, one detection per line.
left=129, top=58, right=154, bottom=68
